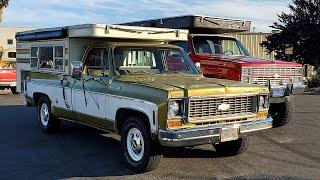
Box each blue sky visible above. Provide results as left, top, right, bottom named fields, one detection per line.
left=1, top=0, right=292, bottom=32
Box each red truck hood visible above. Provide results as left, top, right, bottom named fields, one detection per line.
left=202, top=55, right=302, bottom=67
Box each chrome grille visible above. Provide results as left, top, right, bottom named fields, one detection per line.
left=253, top=77, right=293, bottom=86
left=252, top=67, right=301, bottom=76
left=188, top=96, right=255, bottom=123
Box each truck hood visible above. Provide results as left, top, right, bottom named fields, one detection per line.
left=117, top=74, right=268, bottom=98
left=201, top=55, right=302, bottom=67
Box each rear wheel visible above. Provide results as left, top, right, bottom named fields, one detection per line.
left=269, top=96, right=294, bottom=127
left=10, top=87, right=18, bottom=94
left=121, top=116, right=162, bottom=173
left=213, top=137, right=249, bottom=156
left=37, top=96, right=61, bottom=133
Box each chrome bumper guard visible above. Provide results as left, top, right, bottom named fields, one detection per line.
left=270, top=83, right=306, bottom=98
left=158, top=117, right=273, bottom=147
left=292, top=83, right=306, bottom=94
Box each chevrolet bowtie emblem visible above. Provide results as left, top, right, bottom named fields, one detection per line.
left=273, top=74, right=281, bottom=78
left=218, top=103, right=230, bottom=111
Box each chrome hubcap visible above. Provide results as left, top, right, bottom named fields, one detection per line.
left=127, top=127, right=144, bottom=161
left=40, top=103, right=49, bottom=126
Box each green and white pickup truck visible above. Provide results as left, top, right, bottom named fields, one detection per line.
left=16, top=24, right=273, bottom=173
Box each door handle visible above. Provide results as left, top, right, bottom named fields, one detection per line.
left=93, top=77, right=101, bottom=81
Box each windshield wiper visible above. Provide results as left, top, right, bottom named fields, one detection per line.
left=166, top=71, right=197, bottom=75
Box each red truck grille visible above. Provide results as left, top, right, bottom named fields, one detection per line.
left=252, top=67, right=301, bottom=76
left=244, top=67, right=302, bottom=86
left=188, top=95, right=256, bottom=123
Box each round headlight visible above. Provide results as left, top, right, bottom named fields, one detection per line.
left=260, top=96, right=269, bottom=108
left=168, top=100, right=180, bottom=117
left=242, top=68, right=251, bottom=75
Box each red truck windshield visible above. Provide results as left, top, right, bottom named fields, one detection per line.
left=192, top=36, right=250, bottom=56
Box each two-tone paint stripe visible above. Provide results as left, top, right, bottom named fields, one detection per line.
left=26, top=81, right=159, bottom=134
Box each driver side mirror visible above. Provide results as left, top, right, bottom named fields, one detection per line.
left=71, top=61, right=83, bottom=79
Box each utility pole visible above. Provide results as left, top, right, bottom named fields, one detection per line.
left=0, top=0, right=9, bottom=22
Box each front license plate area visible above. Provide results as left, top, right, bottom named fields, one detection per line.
left=220, top=127, right=239, bottom=142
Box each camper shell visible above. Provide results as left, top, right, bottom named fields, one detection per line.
left=16, top=24, right=272, bottom=173
left=15, top=24, right=188, bottom=92
left=121, top=15, right=251, bottom=34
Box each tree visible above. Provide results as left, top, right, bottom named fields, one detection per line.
left=0, top=0, right=9, bottom=22
left=261, top=0, right=320, bottom=68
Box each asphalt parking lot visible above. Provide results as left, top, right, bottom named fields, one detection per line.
left=0, top=91, right=320, bottom=180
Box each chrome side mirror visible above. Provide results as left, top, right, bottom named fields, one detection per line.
left=71, top=61, right=83, bottom=79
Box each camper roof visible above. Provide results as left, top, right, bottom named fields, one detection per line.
left=120, top=15, right=251, bottom=34
left=15, top=24, right=189, bottom=42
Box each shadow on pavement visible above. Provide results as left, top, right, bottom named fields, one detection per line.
left=0, top=105, right=135, bottom=179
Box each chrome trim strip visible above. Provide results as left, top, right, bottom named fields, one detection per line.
left=189, top=113, right=256, bottom=123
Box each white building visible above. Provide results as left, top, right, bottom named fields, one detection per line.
left=0, top=27, right=33, bottom=62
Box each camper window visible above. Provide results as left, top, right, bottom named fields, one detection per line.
left=54, top=46, right=64, bottom=70
left=30, top=45, right=65, bottom=71
left=30, top=47, right=38, bottom=68
left=39, top=47, right=54, bottom=69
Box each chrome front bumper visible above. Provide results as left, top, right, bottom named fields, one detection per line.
left=158, top=117, right=273, bottom=147
left=0, top=81, right=16, bottom=87
left=270, top=83, right=306, bottom=98
left=292, top=83, right=306, bottom=94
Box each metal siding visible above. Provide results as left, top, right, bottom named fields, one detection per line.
left=227, top=33, right=275, bottom=60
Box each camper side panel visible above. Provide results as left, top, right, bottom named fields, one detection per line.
left=16, top=39, right=69, bottom=93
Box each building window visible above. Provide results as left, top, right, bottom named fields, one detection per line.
left=7, top=39, right=14, bottom=45
left=8, top=52, right=16, bottom=58
left=30, top=45, right=64, bottom=71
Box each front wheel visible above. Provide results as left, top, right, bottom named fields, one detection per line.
left=121, top=116, right=162, bottom=173
left=269, top=96, right=294, bottom=127
left=213, top=137, right=249, bottom=156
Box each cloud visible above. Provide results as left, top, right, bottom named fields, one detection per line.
left=1, top=0, right=291, bottom=32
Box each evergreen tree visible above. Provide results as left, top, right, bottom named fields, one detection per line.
left=261, top=0, right=320, bottom=68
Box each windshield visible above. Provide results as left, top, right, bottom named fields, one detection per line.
left=113, top=46, right=200, bottom=75
left=193, top=36, right=250, bottom=56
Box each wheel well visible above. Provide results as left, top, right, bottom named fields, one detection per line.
left=33, top=93, right=50, bottom=106
left=116, top=108, right=150, bottom=134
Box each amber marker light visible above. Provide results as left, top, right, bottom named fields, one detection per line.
left=256, top=112, right=268, bottom=119
left=167, top=120, right=183, bottom=128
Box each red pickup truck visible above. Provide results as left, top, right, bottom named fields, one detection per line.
left=0, top=50, right=17, bottom=94
left=172, top=34, right=305, bottom=127
left=122, top=15, right=306, bottom=127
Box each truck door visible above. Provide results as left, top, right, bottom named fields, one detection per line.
left=72, top=48, right=111, bottom=129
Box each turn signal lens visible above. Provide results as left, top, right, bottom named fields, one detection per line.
left=256, top=112, right=268, bottom=119
left=167, top=120, right=182, bottom=128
